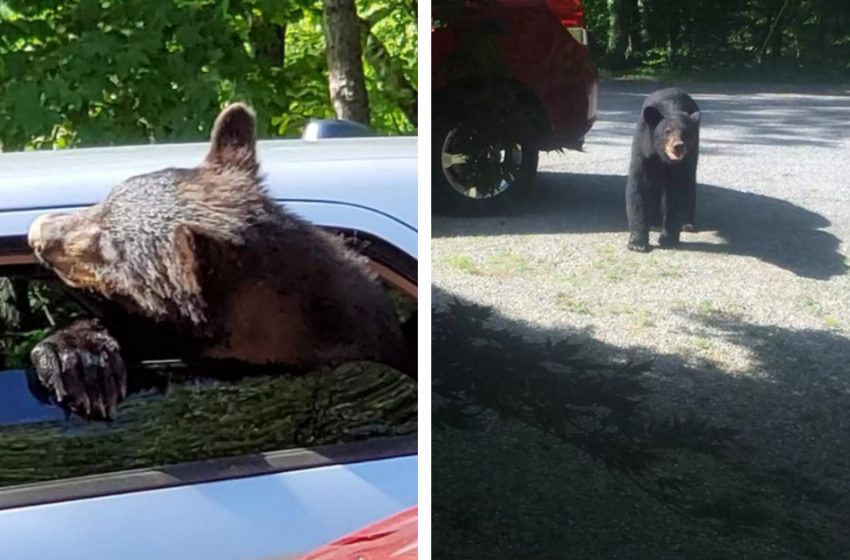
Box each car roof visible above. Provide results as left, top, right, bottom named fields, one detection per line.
left=0, top=136, right=417, bottom=231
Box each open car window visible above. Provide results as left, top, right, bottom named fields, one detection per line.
left=0, top=231, right=416, bottom=500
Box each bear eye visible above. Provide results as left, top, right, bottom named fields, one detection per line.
left=664, top=128, right=672, bottom=135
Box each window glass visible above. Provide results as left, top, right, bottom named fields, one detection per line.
left=0, top=253, right=417, bottom=489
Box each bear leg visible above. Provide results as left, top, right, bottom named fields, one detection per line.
left=658, top=230, right=680, bottom=247
left=626, top=178, right=652, bottom=252
left=682, top=156, right=698, bottom=232
left=659, top=185, right=687, bottom=247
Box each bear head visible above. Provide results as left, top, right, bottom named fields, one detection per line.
left=643, top=105, right=700, bottom=164
left=28, top=103, right=270, bottom=327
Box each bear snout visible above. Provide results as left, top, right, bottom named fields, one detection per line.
left=665, top=140, right=687, bottom=161
left=28, top=213, right=62, bottom=258
left=28, top=212, right=104, bottom=285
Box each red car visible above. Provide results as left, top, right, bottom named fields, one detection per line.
left=297, top=507, right=417, bottom=559
left=432, top=0, right=598, bottom=212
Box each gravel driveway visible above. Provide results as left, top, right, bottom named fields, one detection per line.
left=432, top=79, right=850, bottom=559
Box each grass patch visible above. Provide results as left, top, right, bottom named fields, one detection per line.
left=446, top=251, right=538, bottom=277
left=591, top=244, right=634, bottom=282
left=800, top=297, right=842, bottom=330
left=482, top=251, right=533, bottom=276
left=590, top=244, right=682, bottom=282
left=556, top=292, right=592, bottom=315
left=603, top=303, right=637, bottom=316
left=635, top=309, right=655, bottom=328
left=696, top=300, right=719, bottom=317
left=446, top=254, right=480, bottom=275
left=823, top=316, right=840, bottom=330
left=695, top=300, right=744, bottom=321
left=656, top=264, right=683, bottom=279
left=693, top=337, right=711, bottom=351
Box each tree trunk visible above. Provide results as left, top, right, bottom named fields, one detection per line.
left=770, top=25, right=783, bottom=60
left=607, top=0, right=632, bottom=67
left=628, top=0, right=644, bottom=58
left=323, top=0, right=370, bottom=125
left=758, top=0, right=790, bottom=64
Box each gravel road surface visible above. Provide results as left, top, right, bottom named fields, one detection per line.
left=433, top=78, right=850, bottom=559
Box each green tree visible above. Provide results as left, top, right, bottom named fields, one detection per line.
left=0, top=0, right=417, bottom=151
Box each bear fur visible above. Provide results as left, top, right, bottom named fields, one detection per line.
left=26, top=103, right=414, bottom=420
left=626, top=87, right=700, bottom=252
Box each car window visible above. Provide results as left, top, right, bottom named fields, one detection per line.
left=0, top=234, right=416, bottom=492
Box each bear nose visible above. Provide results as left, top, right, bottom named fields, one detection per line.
left=672, top=142, right=685, bottom=156
left=28, top=213, right=64, bottom=256
left=28, top=214, right=50, bottom=253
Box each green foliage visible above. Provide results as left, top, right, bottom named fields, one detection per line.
left=359, top=0, right=418, bottom=130
left=0, top=278, right=82, bottom=370
left=0, top=0, right=416, bottom=151
left=584, top=0, right=850, bottom=77
left=0, top=328, right=48, bottom=370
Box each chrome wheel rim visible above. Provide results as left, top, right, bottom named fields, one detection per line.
left=440, top=125, right=523, bottom=200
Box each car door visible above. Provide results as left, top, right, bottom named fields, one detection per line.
left=0, top=197, right=417, bottom=560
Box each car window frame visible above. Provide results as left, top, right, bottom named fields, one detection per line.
left=0, top=224, right=417, bottom=510
left=0, top=433, right=417, bottom=511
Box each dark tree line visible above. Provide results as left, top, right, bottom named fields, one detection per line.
left=436, top=0, right=850, bottom=78
left=590, top=0, right=850, bottom=76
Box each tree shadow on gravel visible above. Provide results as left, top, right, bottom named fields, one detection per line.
left=433, top=172, right=848, bottom=280
left=432, top=286, right=850, bottom=560
left=595, top=80, right=850, bottom=150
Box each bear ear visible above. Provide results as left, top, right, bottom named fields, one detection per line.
left=690, top=111, right=701, bottom=124
left=168, top=224, right=207, bottom=326
left=204, top=103, right=258, bottom=174
left=643, top=106, right=664, bottom=128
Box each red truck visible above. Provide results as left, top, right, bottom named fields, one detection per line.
left=433, top=0, right=598, bottom=212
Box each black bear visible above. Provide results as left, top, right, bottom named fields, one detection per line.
left=626, top=87, right=700, bottom=252
left=26, top=103, right=415, bottom=420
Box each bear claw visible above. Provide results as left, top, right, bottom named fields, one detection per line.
left=627, top=242, right=650, bottom=253
left=29, top=319, right=127, bottom=421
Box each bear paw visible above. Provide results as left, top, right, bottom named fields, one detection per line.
left=658, top=233, right=681, bottom=247
left=682, top=223, right=696, bottom=233
left=29, top=319, right=128, bottom=421
left=627, top=240, right=651, bottom=253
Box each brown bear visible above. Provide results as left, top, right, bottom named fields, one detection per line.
left=26, top=103, right=415, bottom=420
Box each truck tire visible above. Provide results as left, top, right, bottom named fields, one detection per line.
left=432, top=110, right=539, bottom=215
